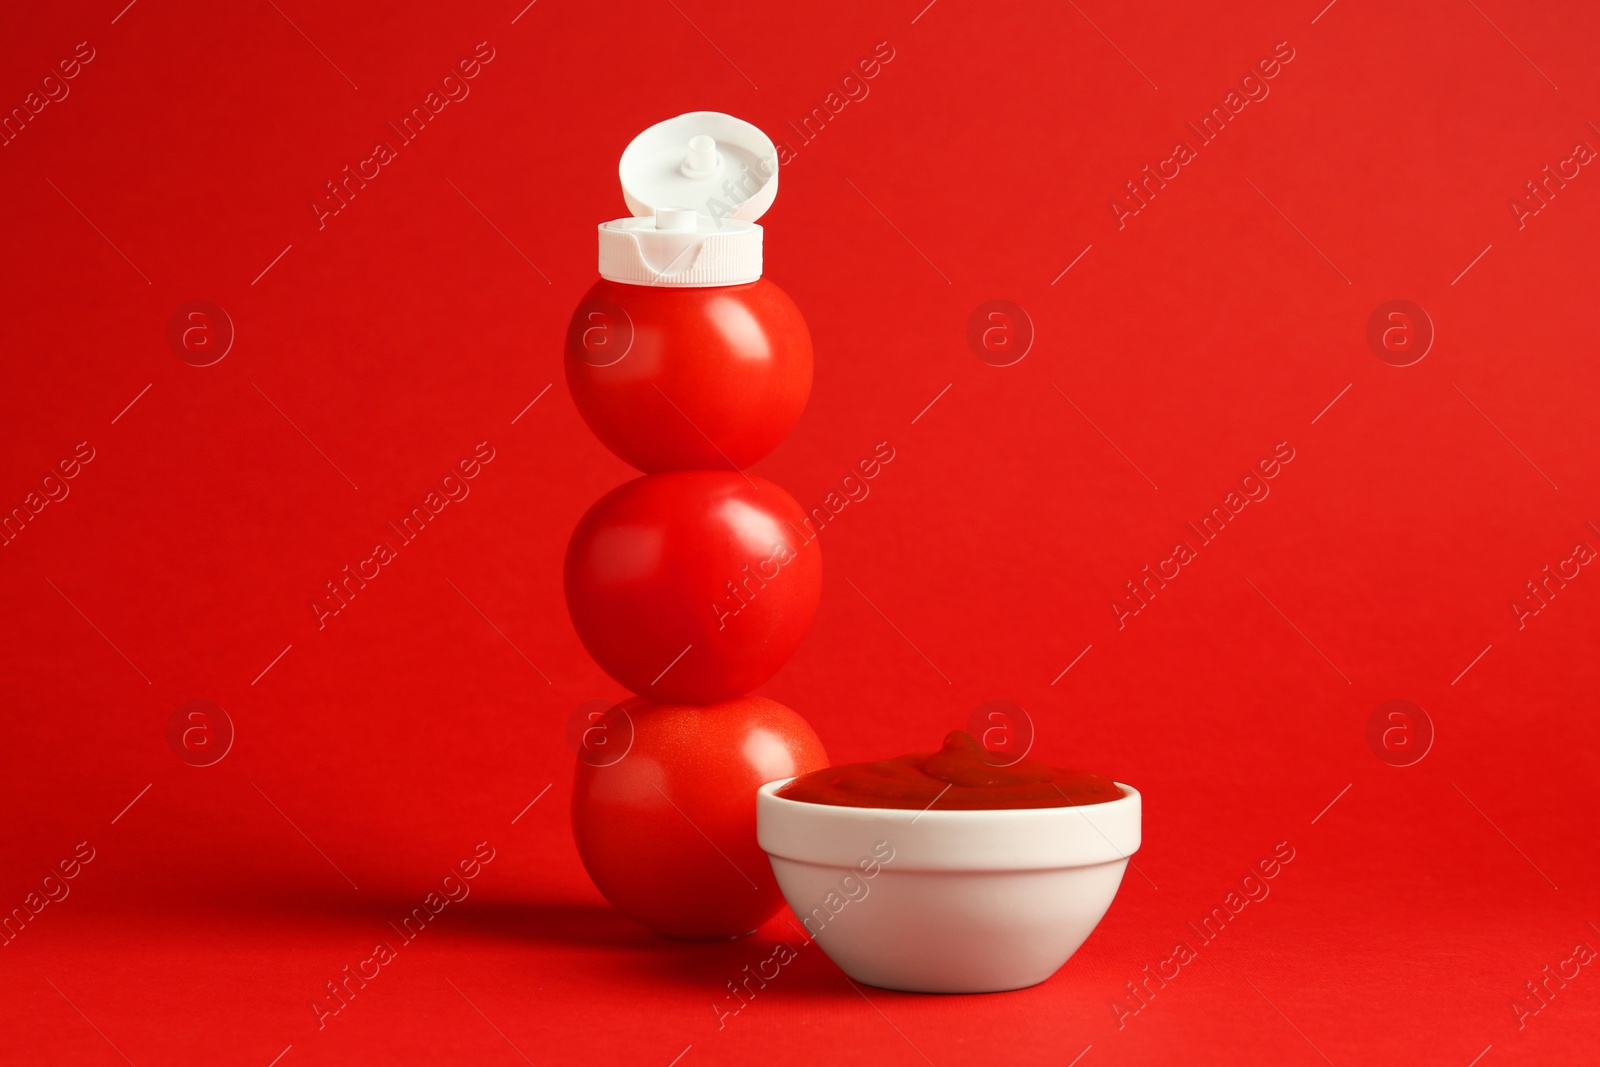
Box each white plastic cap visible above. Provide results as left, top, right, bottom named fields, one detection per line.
left=599, top=210, right=762, bottom=286
left=597, top=112, right=778, bottom=287
left=619, top=112, right=778, bottom=222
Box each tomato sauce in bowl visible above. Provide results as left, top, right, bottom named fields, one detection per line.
left=775, top=730, right=1124, bottom=811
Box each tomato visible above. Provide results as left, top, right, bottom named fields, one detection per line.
left=564, top=278, right=813, bottom=473
left=564, top=471, right=822, bottom=704
left=571, top=695, right=828, bottom=938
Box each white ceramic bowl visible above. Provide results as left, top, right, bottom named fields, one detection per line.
left=756, top=779, right=1141, bottom=993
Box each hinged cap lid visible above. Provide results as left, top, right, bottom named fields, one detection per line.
left=618, top=111, right=779, bottom=222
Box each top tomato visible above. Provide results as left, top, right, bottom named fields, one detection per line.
left=564, top=278, right=813, bottom=472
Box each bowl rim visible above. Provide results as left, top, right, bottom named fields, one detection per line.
left=756, top=776, right=1141, bottom=820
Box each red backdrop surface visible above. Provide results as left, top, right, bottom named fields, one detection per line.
left=2, top=1, right=1598, bottom=1064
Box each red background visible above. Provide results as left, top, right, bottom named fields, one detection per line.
left=3, top=1, right=1597, bottom=1063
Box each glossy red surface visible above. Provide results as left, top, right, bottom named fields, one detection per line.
left=777, top=729, right=1125, bottom=809
left=570, top=696, right=827, bottom=939
left=563, top=470, right=823, bottom=703
left=565, top=278, right=813, bottom=473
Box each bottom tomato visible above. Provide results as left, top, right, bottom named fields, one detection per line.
left=571, top=695, right=827, bottom=939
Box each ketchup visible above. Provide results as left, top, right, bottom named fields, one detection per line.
left=775, top=731, right=1124, bottom=810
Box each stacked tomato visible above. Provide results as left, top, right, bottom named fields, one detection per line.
left=563, top=279, right=828, bottom=938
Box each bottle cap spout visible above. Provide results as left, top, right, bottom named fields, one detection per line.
left=654, top=207, right=699, bottom=232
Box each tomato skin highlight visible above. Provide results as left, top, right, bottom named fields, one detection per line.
left=563, top=470, right=822, bottom=704
left=564, top=278, right=813, bottom=474
left=571, top=696, right=829, bottom=939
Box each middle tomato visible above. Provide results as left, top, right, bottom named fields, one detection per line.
left=564, top=471, right=823, bottom=703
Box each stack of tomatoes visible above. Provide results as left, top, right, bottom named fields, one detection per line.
left=563, top=279, right=829, bottom=938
